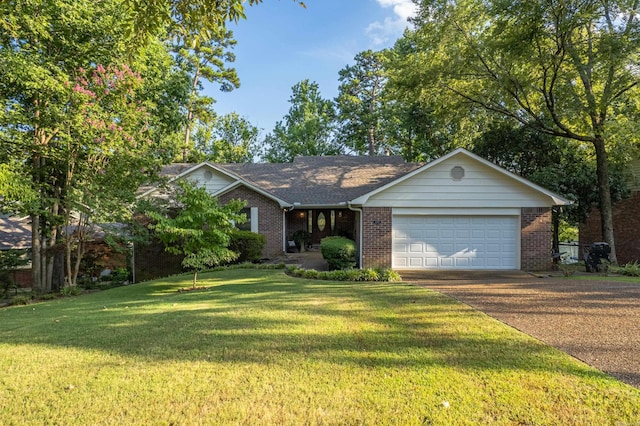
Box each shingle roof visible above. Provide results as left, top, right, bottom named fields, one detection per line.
left=217, top=156, right=422, bottom=205
left=0, top=216, right=31, bottom=250
left=157, top=155, right=423, bottom=206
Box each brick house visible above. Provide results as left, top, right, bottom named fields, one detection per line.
left=141, top=148, right=569, bottom=271
left=579, top=159, right=640, bottom=265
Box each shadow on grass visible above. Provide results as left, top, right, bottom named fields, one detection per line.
left=0, top=269, right=607, bottom=382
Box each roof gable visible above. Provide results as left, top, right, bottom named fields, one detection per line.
left=351, top=148, right=570, bottom=207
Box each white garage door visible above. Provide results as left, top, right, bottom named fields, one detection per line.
left=392, top=216, right=519, bottom=269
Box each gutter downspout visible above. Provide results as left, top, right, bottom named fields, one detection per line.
left=347, top=202, right=363, bottom=269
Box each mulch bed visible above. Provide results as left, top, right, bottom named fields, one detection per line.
left=401, top=271, right=640, bottom=389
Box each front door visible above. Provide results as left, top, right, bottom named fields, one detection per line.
left=310, top=210, right=331, bottom=244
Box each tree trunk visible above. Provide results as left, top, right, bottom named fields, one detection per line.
left=593, top=135, right=617, bottom=265
left=192, top=270, right=197, bottom=288
left=31, top=214, right=42, bottom=292
left=367, top=125, right=375, bottom=156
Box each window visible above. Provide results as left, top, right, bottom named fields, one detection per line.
left=237, top=207, right=258, bottom=232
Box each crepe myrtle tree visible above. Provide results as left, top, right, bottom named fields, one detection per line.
left=146, top=180, right=246, bottom=287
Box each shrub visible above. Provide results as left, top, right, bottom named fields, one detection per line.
left=614, top=261, right=640, bottom=277
left=320, top=236, right=357, bottom=270
left=358, top=268, right=380, bottom=281
left=378, top=268, right=402, bottom=282
left=59, top=286, right=84, bottom=297
left=229, top=230, right=266, bottom=263
left=9, top=295, right=31, bottom=305
left=303, top=269, right=319, bottom=279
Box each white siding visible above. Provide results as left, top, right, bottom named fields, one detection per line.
left=185, top=167, right=237, bottom=195
left=365, top=155, right=551, bottom=208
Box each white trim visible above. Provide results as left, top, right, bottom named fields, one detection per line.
left=393, top=207, right=521, bottom=216
left=350, top=148, right=571, bottom=206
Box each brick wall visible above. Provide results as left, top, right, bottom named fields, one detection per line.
left=521, top=207, right=552, bottom=271
left=579, top=191, right=640, bottom=264
left=218, top=186, right=283, bottom=259
left=361, top=207, right=392, bottom=269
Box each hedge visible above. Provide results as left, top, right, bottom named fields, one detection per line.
left=320, top=236, right=357, bottom=270
left=229, top=230, right=266, bottom=263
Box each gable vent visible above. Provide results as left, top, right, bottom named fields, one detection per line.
left=450, top=166, right=465, bottom=181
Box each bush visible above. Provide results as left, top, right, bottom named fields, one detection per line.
left=286, top=266, right=400, bottom=282
left=320, top=236, right=357, bottom=270
left=9, top=295, right=31, bottom=305
left=59, top=286, right=84, bottom=297
left=229, top=230, right=266, bottom=263
left=613, top=261, right=640, bottom=277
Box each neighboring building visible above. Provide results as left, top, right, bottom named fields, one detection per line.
left=0, top=215, right=32, bottom=287
left=580, top=159, right=640, bottom=265
left=142, top=148, right=569, bottom=271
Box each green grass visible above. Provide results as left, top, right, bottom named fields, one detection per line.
left=1, top=269, right=639, bottom=425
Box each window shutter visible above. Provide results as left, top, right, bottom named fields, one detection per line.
left=251, top=207, right=259, bottom=233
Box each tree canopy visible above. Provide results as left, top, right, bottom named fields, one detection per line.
left=390, top=0, right=640, bottom=263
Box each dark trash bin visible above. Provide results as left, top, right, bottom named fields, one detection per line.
left=583, top=242, right=611, bottom=272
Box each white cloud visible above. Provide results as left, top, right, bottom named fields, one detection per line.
left=367, top=0, right=418, bottom=46
left=376, top=0, right=418, bottom=21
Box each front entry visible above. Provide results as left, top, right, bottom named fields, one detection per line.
left=286, top=209, right=356, bottom=246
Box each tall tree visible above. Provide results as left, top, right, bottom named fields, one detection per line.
left=170, top=28, right=240, bottom=161
left=400, top=0, right=640, bottom=264
left=336, top=50, right=388, bottom=155
left=262, top=80, right=342, bottom=163
left=192, top=113, right=259, bottom=163
left=0, top=0, right=166, bottom=291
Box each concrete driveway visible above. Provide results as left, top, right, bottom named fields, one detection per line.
left=400, top=270, right=640, bottom=389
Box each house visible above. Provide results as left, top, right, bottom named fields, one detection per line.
left=141, top=148, right=569, bottom=271
left=580, top=159, right=640, bottom=265
left=0, top=215, right=32, bottom=287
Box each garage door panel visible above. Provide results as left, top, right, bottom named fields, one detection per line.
left=393, top=215, right=518, bottom=270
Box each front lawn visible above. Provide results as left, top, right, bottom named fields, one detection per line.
left=1, top=269, right=638, bottom=425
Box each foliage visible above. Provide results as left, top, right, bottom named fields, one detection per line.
left=191, top=113, right=259, bottom=163
left=124, top=0, right=306, bottom=44
left=291, top=229, right=312, bottom=250
left=146, top=180, right=246, bottom=287
left=612, top=262, right=640, bottom=277
left=0, top=0, right=164, bottom=292
left=228, top=230, right=265, bottom=263
left=397, top=0, right=640, bottom=264
left=336, top=50, right=389, bottom=155
left=0, top=250, right=30, bottom=293
left=261, top=80, right=343, bottom=162
left=286, top=265, right=401, bottom=282
left=320, top=236, right=357, bottom=270
left=7, top=295, right=32, bottom=306
left=59, top=286, right=84, bottom=297
left=169, top=28, right=240, bottom=161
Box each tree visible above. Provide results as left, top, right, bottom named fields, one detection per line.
left=192, top=112, right=259, bottom=163
left=401, top=0, right=640, bottom=264
left=170, top=28, right=240, bottom=161
left=146, top=180, right=246, bottom=287
left=262, top=80, right=342, bottom=163
left=0, top=0, right=169, bottom=291
left=336, top=50, right=388, bottom=155
left=124, top=0, right=306, bottom=44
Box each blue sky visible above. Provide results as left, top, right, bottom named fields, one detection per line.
left=207, top=0, right=417, bottom=135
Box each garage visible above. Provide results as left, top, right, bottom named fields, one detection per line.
left=392, top=215, right=519, bottom=269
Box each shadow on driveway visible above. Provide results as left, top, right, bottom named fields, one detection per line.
left=400, top=270, right=640, bottom=389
